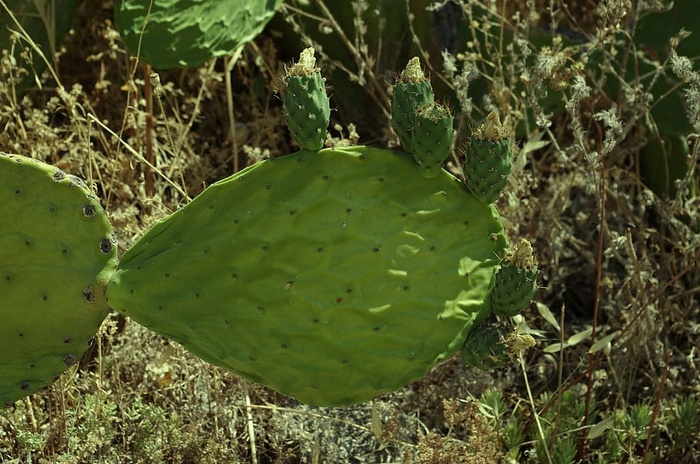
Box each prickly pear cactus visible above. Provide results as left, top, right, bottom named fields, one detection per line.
left=106, top=146, right=508, bottom=406
left=283, top=48, right=330, bottom=151
left=0, top=153, right=118, bottom=406
left=463, top=111, right=513, bottom=204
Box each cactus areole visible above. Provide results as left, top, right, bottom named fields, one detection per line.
left=106, top=146, right=509, bottom=406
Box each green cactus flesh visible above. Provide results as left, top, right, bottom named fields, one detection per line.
left=284, top=48, right=330, bottom=151
left=410, top=103, right=454, bottom=178
left=0, top=153, right=117, bottom=406
left=105, top=146, right=508, bottom=406
left=463, top=112, right=513, bottom=204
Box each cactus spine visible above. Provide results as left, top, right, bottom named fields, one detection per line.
left=464, top=111, right=513, bottom=204
left=283, top=47, right=330, bottom=151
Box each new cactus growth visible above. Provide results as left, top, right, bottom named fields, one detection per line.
left=391, top=58, right=454, bottom=178
left=463, top=111, right=513, bottom=204
left=489, top=239, right=538, bottom=317
left=391, top=58, right=434, bottom=146
left=461, top=316, right=535, bottom=370
left=283, top=47, right=331, bottom=151
left=0, top=153, right=118, bottom=406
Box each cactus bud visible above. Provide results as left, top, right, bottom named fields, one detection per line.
left=391, top=57, right=435, bottom=151
left=490, top=239, right=538, bottom=317
left=463, top=111, right=512, bottom=204
left=283, top=48, right=330, bottom=151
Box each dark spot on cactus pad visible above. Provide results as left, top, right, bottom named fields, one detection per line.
left=289, top=209, right=296, bottom=215
left=377, top=177, right=385, bottom=182
left=195, top=293, right=200, bottom=298
left=430, top=246, right=436, bottom=251
left=313, top=318, right=319, bottom=324
left=42, top=295, right=48, bottom=301
left=231, top=273, right=237, bottom=281
left=49, top=205, right=57, bottom=213
left=322, top=175, right=330, bottom=180
left=341, top=359, right=349, bottom=364
left=281, top=344, right=287, bottom=350
left=18, top=333, right=24, bottom=337
left=20, top=382, right=29, bottom=391
left=82, top=204, right=96, bottom=218
left=403, top=286, right=410, bottom=291
left=346, top=208, right=352, bottom=214
left=284, top=281, right=294, bottom=290
left=257, top=306, right=266, bottom=315
left=336, top=297, right=343, bottom=303
left=317, top=247, right=324, bottom=252
left=63, top=337, right=73, bottom=344
left=62, top=353, right=77, bottom=366
left=373, top=326, right=381, bottom=331
left=52, top=171, right=65, bottom=182
left=262, top=245, right=268, bottom=251
left=346, top=288, right=353, bottom=294
left=401, top=212, right=407, bottom=217
left=14, top=188, right=21, bottom=194
left=224, top=320, right=230, bottom=327
left=62, top=248, right=69, bottom=254
left=158, top=305, right=163, bottom=310
left=266, top=184, right=273, bottom=190
left=136, top=265, right=142, bottom=271
left=83, top=286, right=96, bottom=302
left=373, top=246, right=381, bottom=252
left=165, top=273, right=170, bottom=278
left=249, top=355, right=257, bottom=362
left=203, top=249, right=209, bottom=255
left=25, top=240, right=31, bottom=246
left=99, top=238, right=113, bottom=254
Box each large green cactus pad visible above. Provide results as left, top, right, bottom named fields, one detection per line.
left=0, top=153, right=117, bottom=406
left=106, top=146, right=508, bottom=406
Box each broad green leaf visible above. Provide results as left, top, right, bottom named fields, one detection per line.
left=115, top=0, right=283, bottom=69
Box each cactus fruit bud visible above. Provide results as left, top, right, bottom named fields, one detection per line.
left=461, top=317, right=536, bottom=370
left=463, top=111, right=512, bottom=204
left=0, top=153, right=117, bottom=406
left=391, top=57, right=435, bottom=151
left=461, top=319, right=509, bottom=370
left=410, top=102, right=454, bottom=178
left=283, top=47, right=330, bottom=151
left=490, top=239, right=538, bottom=317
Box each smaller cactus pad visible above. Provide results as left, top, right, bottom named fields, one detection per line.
left=283, top=48, right=330, bottom=151
left=490, top=239, right=538, bottom=317
left=0, top=153, right=117, bottom=406
left=463, top=111, right=513, bottom=204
